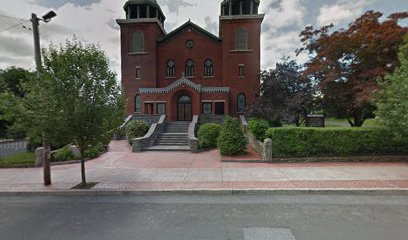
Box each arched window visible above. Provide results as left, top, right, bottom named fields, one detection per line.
left=166, top=59, right=175, bottom=77
left=236, top=27, right=248, bottom=50
left=185, top=59, right=194, bottom=77
left=133, top=31, right=144, bottom=52
left=237, top=93, right=246, bottom=112
left=204, top=59, right=213, bottom=77
left=134, top=95, right=141, bottom=113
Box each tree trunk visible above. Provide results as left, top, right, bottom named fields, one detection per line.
left=80, top=156, right=86, bottom=186
left=43, top=136, right=51, bottom=186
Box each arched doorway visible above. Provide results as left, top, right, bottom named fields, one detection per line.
left=177, top=94, right=192, bottom=121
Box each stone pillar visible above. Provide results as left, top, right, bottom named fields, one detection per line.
left=263, top=138, right=273, bottom=162
left=229, top=0, right=232, bottom=15
left=147, top=5, right=150, bottom=18
left=35, top=147, right=44, bottom=167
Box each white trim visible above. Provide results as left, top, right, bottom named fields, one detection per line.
left=155, top=101, right=167, bottom=103
left=214, top=100, right=226, bottom=103
left=143, top=101, right=155, bottom=103
left=201, top=100, right=213, bottom=103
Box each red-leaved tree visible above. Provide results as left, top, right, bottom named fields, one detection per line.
left=297, top=11, right=408, bottom=126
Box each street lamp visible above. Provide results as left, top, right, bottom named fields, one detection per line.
left=31, top=11, right=57, bottom=76
left=30, top=11, right=57, bottom=186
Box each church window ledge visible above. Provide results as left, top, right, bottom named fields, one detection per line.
left=165, top=76, right=176, bottom=79
left=204, top=76, right=214, bottom=79
left=229, top=49, right=254, bottom=53
left=128, top=52, right=149, bottom=56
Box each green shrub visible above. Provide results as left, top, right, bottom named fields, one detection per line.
left=126, top=120, right=149, bottom=144
left=248, top=119, right=270, bottom=141
left=265, top=127, right=408, bottom=157
left=52, top=146, right=75, bottom=162
left=217, top=117, right=248, bottom=156
left=198, top=123, right=222, bottom=148
left=83, top=143, right=105, bottom=159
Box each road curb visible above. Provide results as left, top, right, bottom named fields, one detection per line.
left=1, top=188, right=408, bottom=197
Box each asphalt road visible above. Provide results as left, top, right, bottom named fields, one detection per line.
left=0, top=193, right=407, bottom=240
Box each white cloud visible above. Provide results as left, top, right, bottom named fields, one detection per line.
left=260, top=0, right=307, bottom=69
left=317, top=0, right=372, bottom=26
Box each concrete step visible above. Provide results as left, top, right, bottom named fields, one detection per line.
left=155, top=143, right=189, bottom=146
left=144, top=146, right=190, bottom=151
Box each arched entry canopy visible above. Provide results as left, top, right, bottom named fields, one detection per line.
left=139, top=77, right=230, bottom=121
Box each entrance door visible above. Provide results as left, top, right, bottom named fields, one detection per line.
left=177, top=95, right=192, bottom=121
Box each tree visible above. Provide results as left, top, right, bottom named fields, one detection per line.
left=249, top=59, right=316, bottom=126
left=0, top=67, right=34, bottom=139
left=376, top=37, right=408, bottom=142
left=1, top=39, right=124, bottom=186
left=297, top=11, right=408, bottom=126
left=40, top=39, right=124, bottom=186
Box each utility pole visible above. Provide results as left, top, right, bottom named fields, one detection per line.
left=31, top=13, right=42, bottom=77
left=31, top=12, right=51, bottom=186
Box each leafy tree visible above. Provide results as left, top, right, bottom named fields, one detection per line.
left=376, top=37, right=408, bottom=142
left=0, top=67, right=34, bottom=139
left=41, top=40, right=124, bottom=186
left=297, top=11, right=408, bottom=126
left=2, top=39, right=124, bottom=186
left=249, top=59, right=316, bottom=126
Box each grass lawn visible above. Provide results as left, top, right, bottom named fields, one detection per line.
left=325, top=118, right=380, bottom=128
left=0, top=152, right=35, bottom=168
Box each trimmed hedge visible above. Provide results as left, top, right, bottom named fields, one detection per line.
left=265, top=127, right=408, bottom=157
left=217, top=117, right=248, bottom=156
left=248, top=119, right=270, bottom=141
left=197, top=123, right=222, bottom=148
left=126, top=120, right=149, bottom=144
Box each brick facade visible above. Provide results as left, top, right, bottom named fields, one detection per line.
left=117, top=0, right=264, bottom=121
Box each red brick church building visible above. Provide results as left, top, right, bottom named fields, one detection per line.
left=117, top=0, right=264, bottom=121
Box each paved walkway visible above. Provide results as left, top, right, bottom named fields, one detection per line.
left=0, top=141, right=408, bottom=192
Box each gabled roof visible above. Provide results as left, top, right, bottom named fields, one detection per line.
left=157, top=20, right=222, bottom=45
left=139, top=77, right=229, bottom=94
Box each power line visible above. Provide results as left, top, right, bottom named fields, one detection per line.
left=0, top=22, right=24, bottom=34
left=0, top=14, right=29, bottom=22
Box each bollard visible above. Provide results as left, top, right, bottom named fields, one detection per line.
left=35, top=147, right=44, bottom=167
left=263, top=138, right=273, bottom=162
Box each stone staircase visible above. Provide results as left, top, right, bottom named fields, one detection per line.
left=145, top=121, right=190, bottom=151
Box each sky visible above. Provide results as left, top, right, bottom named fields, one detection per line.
left=0, top=0, right=407, bottom=80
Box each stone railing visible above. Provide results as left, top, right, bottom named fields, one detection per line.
left=131, top=114, right=162, bottom=125
left=188, top=115, right=199, bottom=153
left=239, top=115, right=273, bottom=162
left=0, top=139, right=28, bottom=158
left=239, top=115, right=248, bottom=130
left=131, top=115, right=167, bottom=152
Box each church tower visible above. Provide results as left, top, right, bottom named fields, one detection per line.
left=117, top=0, right=166, bottom=114
left=219, top=0, right=264, bottom=114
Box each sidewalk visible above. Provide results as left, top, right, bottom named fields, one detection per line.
left=0, top=141, right=407, bottom=193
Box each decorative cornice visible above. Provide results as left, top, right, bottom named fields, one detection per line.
left=139, top=77, right=230, bottom=94
left=219, top=14, right=265, bottom=21
left=116, top=18, right=166, bottom=34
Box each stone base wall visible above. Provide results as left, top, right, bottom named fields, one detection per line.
left=247, top=130, right=264, bottom=158
left=198, top=115, right=226, bottom=125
